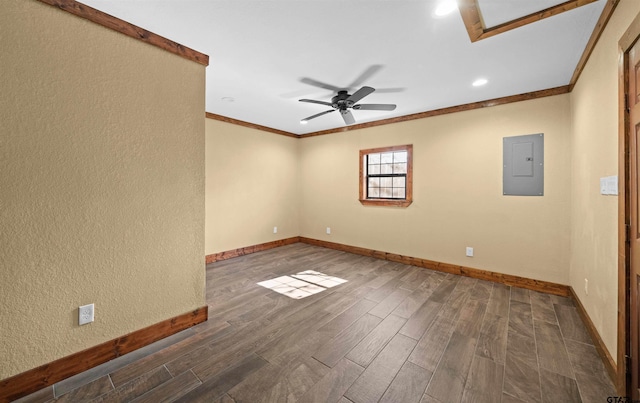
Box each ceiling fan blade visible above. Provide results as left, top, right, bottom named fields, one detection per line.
left=348, top=65, right=383, bottom=89
left=347, top=86, right=375, bottom=104
left=302, top=109, right=335, bottom=122
left=341, top=110, right=355, bottom=125
left=353, top=104, right=396, bottom=111
left=300, top=77, right=343, bottom=92
left=372, top=87, right=406, bottom=93
left=299, top=99, right=334, bottom=107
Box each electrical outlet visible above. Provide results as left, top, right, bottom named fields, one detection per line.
left=326, top=227, right=331, bottom=235
left=466, top=247, right=474, bottom=257
left=273, top=226, right=277, bottom=234
left=79, top=303, right=94, bottom=325
left=584, top=278, right=588, bottom=295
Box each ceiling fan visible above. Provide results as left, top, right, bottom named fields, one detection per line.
left=299, top=86, right=397, bottom=125
left=298, top=65, right=399, bottom=126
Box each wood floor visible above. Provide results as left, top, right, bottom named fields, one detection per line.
left=18, top=243, right=616, bottom=402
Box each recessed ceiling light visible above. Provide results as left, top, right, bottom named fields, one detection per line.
left=472, top=78, right=488, bottom=87
left=434, top=0, right=458, bottom=17
left=300, top=120, right=308, bottom=125
left=221, top=96, right=235, bottom=103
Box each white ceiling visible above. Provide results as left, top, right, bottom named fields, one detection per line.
left=79, top=0, right=605, bottom=135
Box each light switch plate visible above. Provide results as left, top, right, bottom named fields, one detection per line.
left=600, top=175, right=618, bottom=195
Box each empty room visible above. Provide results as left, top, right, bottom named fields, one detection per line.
left=2, top=0, right=640, bottom=402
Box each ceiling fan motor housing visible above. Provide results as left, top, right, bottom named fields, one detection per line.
left=332, top=90, right=353, bottom=110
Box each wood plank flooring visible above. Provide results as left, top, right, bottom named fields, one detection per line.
left=17, top=243, right=616, bottom=403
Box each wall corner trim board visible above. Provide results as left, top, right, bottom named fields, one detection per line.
left=0, top=307, right=208, bottom=403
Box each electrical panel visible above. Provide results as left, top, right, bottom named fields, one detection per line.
left=503, top=133, right=544, bottom=196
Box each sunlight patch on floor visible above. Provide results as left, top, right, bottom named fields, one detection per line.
left=257, top=270, right=348, bottom=299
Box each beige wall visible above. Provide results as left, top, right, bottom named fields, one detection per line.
left=0, top=0, right=206, bottom=379
left=5, top=0, right=634, bottom=384
left=299, top=95, right=572, bottom=284
left=202, top=0, right=640, bottom=374
left=205, top=120, right=299, bottom=255
left=569, top=0, right=640, bottom=364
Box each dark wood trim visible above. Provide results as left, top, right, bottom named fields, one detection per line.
left=205, top=237, right=301, bottom=264
left=619, top=7, right=640, bottom=51
left=569, top=287, right=618, bottom=387
left=457, top=0, right=484, bottom=43
left=359, top=145, right=413, bottom=208
left=458, top=0, right=599, bottom=43
left=0, top=306, right=208, bottom=403
left=299, top=86, right=571, bottom=138
left=618, top=50, right=630, bottom=395
left=208, top=86, right=569, bottom=139
left=205, top=112, right=299, bottom=138
left=36, top=0, right=209, bottom=66
left=294, top=237, right=616, bottom=387
left=617, top=11, right=640, bottom=396
left=569, top=0, right=620, bottom=90
left=297, top=239, right=615, bottom=381
left=358, top=199, right=413, bottom=207
left=298, top=237, right=570, bottom=297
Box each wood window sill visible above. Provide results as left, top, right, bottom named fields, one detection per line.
left=359, top=199, right=412, bottom=207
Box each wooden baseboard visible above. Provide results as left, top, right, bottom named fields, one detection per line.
left=205, top=236, right=301, bottom=264
left=568, top=286, right=618, bottom=386
left=207, top=238, right=617, bottom=388
left=298, top=237, right=619, bottom=387
left=0, top=306, right=208, bottom=403
left=299, top=237, right=570, bottom=296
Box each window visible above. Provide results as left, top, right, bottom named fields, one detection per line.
left=359, top=144, right=413, bottom=207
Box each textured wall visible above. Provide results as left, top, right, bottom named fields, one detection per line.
left=205, top=119, right=299, bottom=254
left=202, top=0, right=637, bottom=373
left=569, top=0, right=640, bottom=363
left=0, top=0, right=206, bottom=379
left=299, top=95, right=572, bottom=284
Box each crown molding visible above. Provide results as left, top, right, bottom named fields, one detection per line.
left=299, top=86, right=570, bottom=138
left=37, top=0, right=209, bottom=66
left=205, top=113, right=299, bottom=138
